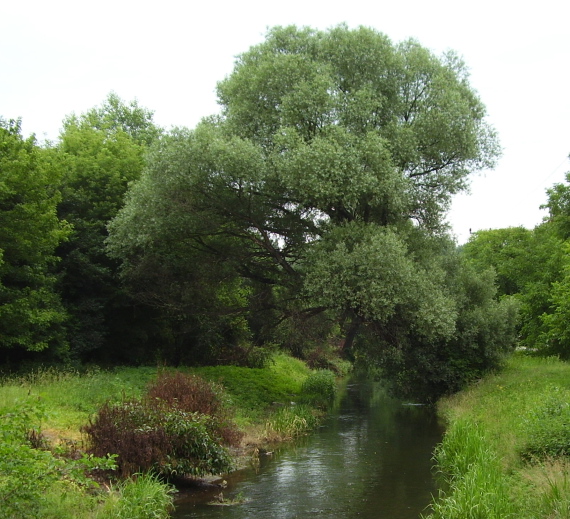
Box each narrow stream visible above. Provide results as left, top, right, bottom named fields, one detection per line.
left=172, top=381, right=444, bottom=518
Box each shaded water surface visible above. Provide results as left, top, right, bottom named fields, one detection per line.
left=172, top=381, right=444, bottom=518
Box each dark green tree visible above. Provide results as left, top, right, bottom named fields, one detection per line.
left=543, top=163, right=570, bottom=240
left=54, top=94, right=162, bottom=360
left=530, top=166, right=570, bottom=357
left=107, top=128, right=258, bottom=365
left=540, top=244, right=570, bottom=357
left=0, top=119, right=69, bottom=354
left=463, top=224, right=566, bottom=354
left=72, top=91, right=162, bottom=147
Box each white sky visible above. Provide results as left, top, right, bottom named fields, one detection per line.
left=2, top=0, right=569, bottom=244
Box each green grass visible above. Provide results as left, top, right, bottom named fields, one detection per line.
left=427, top=354, right=570, bottom=518
left=426, top=419, right=516, bottom=518
left=190, top=353, right=312, bottom=424
left=0, top=352, right=316, bottom=438
left=0, top=352, right=324, bottom=517
left=21, top=473, right=176, bottom=519
left=0, top=366, right=158, bottom=439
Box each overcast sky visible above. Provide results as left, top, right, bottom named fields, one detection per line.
left=2, top=0, right=569, bottom=243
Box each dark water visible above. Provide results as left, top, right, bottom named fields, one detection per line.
left=172, top=381, right=444, bottom=519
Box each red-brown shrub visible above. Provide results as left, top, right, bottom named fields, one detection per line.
left=146, top=372, right=243, bottom=447
left=82, top=399, right=235, bottom=478
left=82, top=400, right=171, bottom=477
left=146, top=371, right=222, bottom=416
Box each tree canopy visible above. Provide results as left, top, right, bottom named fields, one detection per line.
left=216, top=25, right=499, bottom=230
left=0, top=27, right=534, bottom=400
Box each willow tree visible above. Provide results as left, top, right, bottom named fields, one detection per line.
left=108, top=26, right=512, bottom=390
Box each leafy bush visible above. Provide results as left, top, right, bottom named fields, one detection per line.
left=0, top=406, right=59, bottom=518
left=83, top=372, right=243, bottom=477
left=305, top=346, right=352, bottom=376
left=301, top=369, right=337, bottom=406
left=367, top=258, right=520, bottom=402
left=216, top=343, right=275, bottom=368
left=0, top=403, right=116, bottom=518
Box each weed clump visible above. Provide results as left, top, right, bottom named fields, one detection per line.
left=301, top=369, right=337, bottom=407
left=264, top=404, right=321, bottom=441
left=98, top=473, right=175, bottom=519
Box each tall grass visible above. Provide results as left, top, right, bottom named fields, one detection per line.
left=429, top=354, right=570, bottom=518
left=512, top=458, right=570, bottom=519
left=425, top=420, right=516, bottom=518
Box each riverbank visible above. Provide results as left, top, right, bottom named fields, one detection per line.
left=172, top=379, right=443, bottom=518
left=0, top=353, right=347, bottom=518
left=426, top=354, right=570, bottom=518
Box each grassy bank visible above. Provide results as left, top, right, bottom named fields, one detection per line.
left=0, top=353, right=342, bottom=518
left=425, top=354, right=570, bottom=518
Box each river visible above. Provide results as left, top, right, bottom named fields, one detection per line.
left=171, top=380, right=444, bottom=518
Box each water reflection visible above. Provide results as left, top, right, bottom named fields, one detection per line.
left=172, top=381, right=443, bottom=518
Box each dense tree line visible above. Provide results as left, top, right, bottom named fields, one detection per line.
left=463, top=169, right=570, bottom=359
left=0, top=94, right=164, bottom=365
left=0, top=25, right=535, bottom=399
